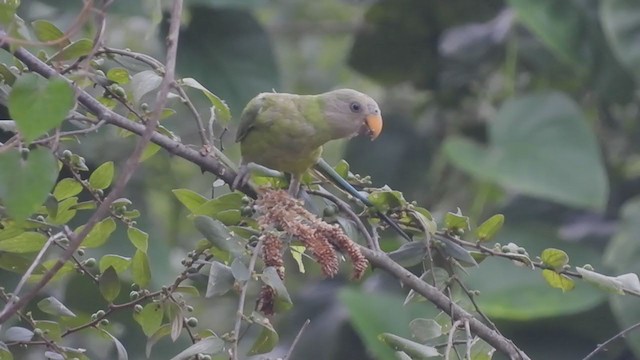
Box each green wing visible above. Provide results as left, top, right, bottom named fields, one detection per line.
left=235, top=95, right=266, bottom=143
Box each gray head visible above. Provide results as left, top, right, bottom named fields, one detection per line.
left=319, top=89, right=383, bottom=140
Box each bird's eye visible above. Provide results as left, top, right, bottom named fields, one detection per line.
left=350, top=102, right=362, bottom=113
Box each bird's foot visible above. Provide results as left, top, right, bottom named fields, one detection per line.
left=232, top=164, right=250, bottom=191
left=232, top=162, right=285, bottom=191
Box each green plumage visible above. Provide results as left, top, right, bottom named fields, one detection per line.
left=236, top=93, right=330, bottom=174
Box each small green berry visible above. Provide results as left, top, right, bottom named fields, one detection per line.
left=186, top=317, right=198, bottom=327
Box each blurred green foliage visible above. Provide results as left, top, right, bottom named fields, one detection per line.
left=0, top=0, right=640, bottom=359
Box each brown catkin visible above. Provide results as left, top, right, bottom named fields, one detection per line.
left=255, top=189, right=368, bottom=280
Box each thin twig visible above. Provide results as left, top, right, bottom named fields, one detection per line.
left=445, top=320, right=462, bottom=360
left=307, top=188, right=379, bottom=251
left=32, top=120, right=106, bottom=145
left=98, top=47, right=165, bottom=70
left=465, top=320, right=472, bottom=360
left=284, top=319, right=311, bottom=360
left=174, top=83, right=211, bottom=147
left=233, top=240, right=263, bottom=360
left=583, top=321, right=640, bottom=360
left=453, top=277, right=500, bottom=334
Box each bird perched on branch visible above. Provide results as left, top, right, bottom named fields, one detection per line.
left=233, top=89, right=383, bottom=196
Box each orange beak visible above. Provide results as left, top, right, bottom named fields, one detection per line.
left=365, top=114, right=383, bottom=140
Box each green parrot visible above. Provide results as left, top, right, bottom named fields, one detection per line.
left=233, top=89, right=383, bottom=196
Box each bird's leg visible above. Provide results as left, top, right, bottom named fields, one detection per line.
left=288, top=175, right=302, bottom=198
left=232, top=162, right=284, bottom=190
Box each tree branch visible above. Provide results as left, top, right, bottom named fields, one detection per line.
left=359, top=246, right=530, bottom=360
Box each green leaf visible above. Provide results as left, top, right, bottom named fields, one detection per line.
left=49, top=38, right=93, bottom=62
left=290, top=245, right=306, bottom=274
left=601, top=0, right=640, bottom=81
left=4, top=327, right=33, bottom=342
left=194, top=216, right=244, bottom=257
left=248, top=312, right=279, bottom=355
left=409, top=319, right=442, bottom=342
left=127, top=227, right=149, bottom=253
left=0, top=341, right=12, bottom=360
left=175, top=286, right=200, bottom=297
left=37, top=296, right=76, bottom=317
left=334, top=159, right=350, bottom=178
left=130, top=70, right=162, bottom=104
left=166, top=301, right=183, bottom=342
left=98, top=329, right=128, bottom=360
left=0, top=232, right=46, bottom=253
left=107, top=67, right=131, bottom=85
left=141, top=143, right=161, bottom=161
left=31, top=20, right=69, bottom=47
left=408, top=208, right=437, bottom=235
left=0, top=63, right=16, bottom=85
left=79, top=217, right=116, bottom=248
left=367, top=187, right=406, bottom=212
left=47, top=197, right=78, bottom=225
left=0, top=252, right=46, bottom=274
left=131, top=249, right=151, bottom=287
left=53, top=178, right=82, bottom=200
left=0, top=148, right=58, bottom=221
left=70, top=200, right=97, bottom=211
left=8, top=74, right=74, bottom=142
left=134, top=303, right=163, bottom=337
left=169, top=336, right=224, bottom=360
left=193, top=193, right=244, bottom=217
left=230, top=257, right=250, bottom=281
left=205, top=261, right=234, bottom=297
left=444, top=92, right=608, bottom=210
left=179, top=78, right=231, bottom=125
left=172, top=188, right=208, bottom=213
left=99, top=254, right=131, bottom=274
left=388, top=242, right=427, bottom=268
left=378, top=333, right=440, bottom=359
left=542, top=269, right=575, bottom=292
left=540, top=248, right=569, bottom=270
left=99, top=266, right=121, bottom=302
left=146, top=324, right=172, bottom=358
left=475, top=214, right=504, bottom=242
left=444, top=209, right=470, bottom=231
left=469, top=338, right=495, bottom=360
left=261, top=266, right=293, bottom=312
left=89, top=161, right=114, bottom=190
left=29, top=260, right=75, bottom=283
left=33, top=320, right=62, bottom=342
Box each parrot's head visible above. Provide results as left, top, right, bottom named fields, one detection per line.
left=321, top=89, right=383, bottom=141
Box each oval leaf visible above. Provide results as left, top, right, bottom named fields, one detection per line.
left=169, top=336, right=224, bottom=360
left=99, top=266, right=121, bottom=302
left=89, top=161, right=114, bottom=190
left=37, top=296, right=76, bottom=317
left=0, top=148, right=58, bottom=221
left=8, top=74, right=74, bottom=142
